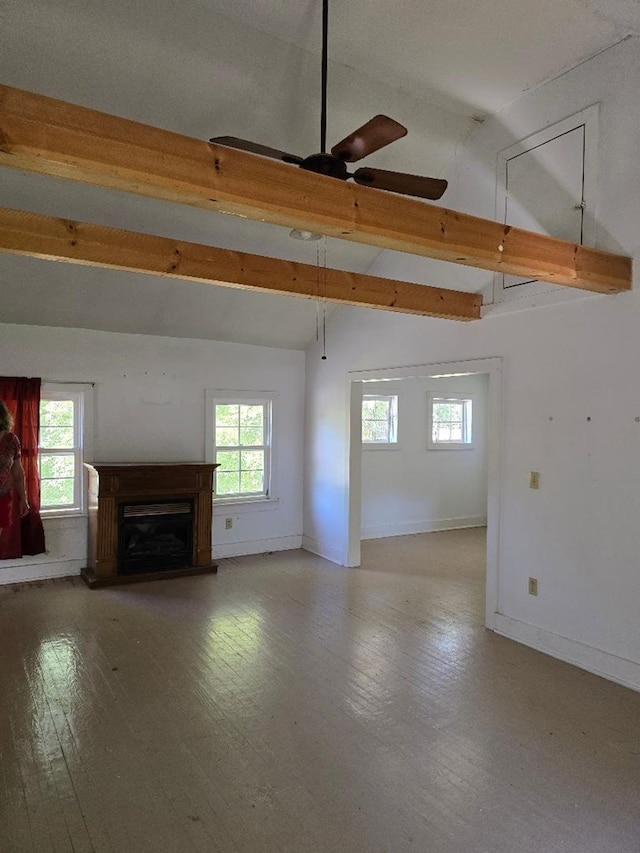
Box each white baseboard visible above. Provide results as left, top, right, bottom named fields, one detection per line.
left=493, top=613, right=640, bottom=693
left=0, top=558, right=84, bottom=585
left=361, top=516, right=487, bottom=541
left=301, top=535, right=346, bottom=566
left=213, top=534, right=301, bottom=560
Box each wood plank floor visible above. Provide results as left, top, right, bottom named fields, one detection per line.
left=1, top=529, right=639, bottom=852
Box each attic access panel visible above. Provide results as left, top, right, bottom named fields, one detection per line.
left=494, top=105, right=599, bottom=302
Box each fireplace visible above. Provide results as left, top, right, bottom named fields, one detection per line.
left=82, top=463, right=218, bottom=588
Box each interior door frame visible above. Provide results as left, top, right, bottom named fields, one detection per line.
left=347, top=357, right=502, bottom=630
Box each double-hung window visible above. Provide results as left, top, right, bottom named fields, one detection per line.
left=362, top=394, right=398, bottom=446
left=427, top=393, right=474, bottom=449
left=38, top=385, right=92, bottom=513
left=207, top=392, right=273, bottom=501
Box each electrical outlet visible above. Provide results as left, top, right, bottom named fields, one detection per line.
left=225, top=517, right=233, bottom=530
left=529, top=471, right=540, bottom=489
left=528, top=577, right=538, bottom=596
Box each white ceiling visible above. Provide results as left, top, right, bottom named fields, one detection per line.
left=0, top=0, right=638, bottom=348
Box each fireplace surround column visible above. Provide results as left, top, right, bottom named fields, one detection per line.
left=82, top=463, right=219, bottom=588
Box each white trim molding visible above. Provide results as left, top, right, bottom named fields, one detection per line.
left=494, top=614, right=640, bottom=693
left=214, top=534, right=301, bottom=560
left=361, top=517, right=486, bottom=541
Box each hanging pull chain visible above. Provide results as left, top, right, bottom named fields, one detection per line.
left=316, top=236, right=328, bottom=360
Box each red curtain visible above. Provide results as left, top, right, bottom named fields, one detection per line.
left=0, top=377, right=46, bottom=559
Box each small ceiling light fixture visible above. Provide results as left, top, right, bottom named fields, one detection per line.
left=289, top=228, right=323, bottom=241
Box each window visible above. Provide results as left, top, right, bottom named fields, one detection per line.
left=39, top=385, right=92, bottom=513
left=208, top=393, right=273, bottom=500
left=362, top=394, right=398, bottom=446
left=428, top=394, right=474, bottom=449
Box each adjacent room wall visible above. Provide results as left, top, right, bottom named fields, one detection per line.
left=360, top=375, right=488, bottom=539
left=0, top=323, right=305, bottom=584
left=304, top=37, right=640, bottom=690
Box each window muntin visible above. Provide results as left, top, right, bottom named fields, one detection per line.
left=38, top=390, right=85, bottom=512
left=362, top=394, right=398, bottom=445
left=428, top=395, right=473, bottom=449
left=213, top=400, right=271, bottom=499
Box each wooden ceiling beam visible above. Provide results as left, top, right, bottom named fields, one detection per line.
left=0, top=84, right=632, bottom=294
left=0, top=207, right=482, bottom=320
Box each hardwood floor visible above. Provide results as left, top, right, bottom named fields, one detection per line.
left=1, top=529, right=639, bottom=852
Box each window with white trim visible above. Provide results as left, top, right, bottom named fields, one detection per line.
left=39, top=385, right=92, bottom=513
left=362, top=394, right=398, bottom=446
left=207, top=393, right=273, bottom=500
left=427, top=394, right=474, bottom=449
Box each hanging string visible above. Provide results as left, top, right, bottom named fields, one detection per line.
left=320, top=235, right=327, bottom=360
left=316, top=240, right=321, bottom=344
left=315, top=236, right=328, bottom=360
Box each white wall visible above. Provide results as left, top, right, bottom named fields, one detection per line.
left=304, top=37, right=640, bottom=691
left=0, top=323, right=305, bottom=584
left=360, top=375, right=488, bottom=539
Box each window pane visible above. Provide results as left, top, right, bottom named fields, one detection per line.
left=216, top=426, right=239, bottom=446
left=239, top=426, right=263, bottom=446
left=217, top=471, right=240, bottom=495
left=362, top=422, right=375, bottom=442
left=372, top=422, right=389, bottom=442
left=40, top=426, right=74, bottom=449
left=40, top=400, right=74, bottom=428
left=240, top=405, right=264, bottom=427
left=241, top=450, right=264, bottom=472
left=40, top=454, right=75, bottom=479
left=216, top=450, right=240, bottom=472
left=215, top=404, right=240, bottom=426
left=41, top=478, right=74, bottom=507
left=240, top=471, right=264, bottom=493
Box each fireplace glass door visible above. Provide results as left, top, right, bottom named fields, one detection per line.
left=118, top=500, right=194, bottom=575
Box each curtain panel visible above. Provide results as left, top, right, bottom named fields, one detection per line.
left=0, top=377, right=46, bottom=559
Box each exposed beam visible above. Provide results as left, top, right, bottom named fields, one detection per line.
left=0, top=207, right=482, bottom=321
left=0, top=84, right=632, bottom=294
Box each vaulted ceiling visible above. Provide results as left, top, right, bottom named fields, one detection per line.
left=1, top=0, right=638, bottom=348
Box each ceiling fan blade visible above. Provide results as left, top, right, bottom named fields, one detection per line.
left=353, top=167, right=448, bottom=200
left=210, top=136, right=303, bottom=164
left=331, top=115, right=407, bottom=163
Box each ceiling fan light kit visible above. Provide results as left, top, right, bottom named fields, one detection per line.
left=211, top=0, right=447, bottom=202
left=289, top=228, right=323, bottom=241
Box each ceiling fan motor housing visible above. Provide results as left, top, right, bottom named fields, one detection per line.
left=300, top=153, right=349, bottom=180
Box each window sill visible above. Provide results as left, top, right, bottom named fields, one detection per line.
left=213, top=496, right=280, bottom=514
left=427, top=444, right=476, bottom=451
left=40, top=509, right=87, bottom=520
left=39, top=512, right=88, bottom=530
left=362, top=443, right=401, bottom=451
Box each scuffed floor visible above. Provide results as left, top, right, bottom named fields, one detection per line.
left=1, top=529, right=639, bottom=852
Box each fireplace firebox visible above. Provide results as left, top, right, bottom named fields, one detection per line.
left=118, top=500, right=195, bottom=575
left=82, top=463, right=219, bottom=588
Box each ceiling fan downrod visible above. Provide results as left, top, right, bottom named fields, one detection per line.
left=299, top=0, right=348, bottom=179
left=320, top=0, right=329, bottom=154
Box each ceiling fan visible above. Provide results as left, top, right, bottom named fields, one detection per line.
left=210, top=0, right=447, bottom=202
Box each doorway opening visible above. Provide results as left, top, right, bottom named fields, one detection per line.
left=347, top=358, right=501, bottom=629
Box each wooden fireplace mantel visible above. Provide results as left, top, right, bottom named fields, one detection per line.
left=82, top=462, right=219, bottom=588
